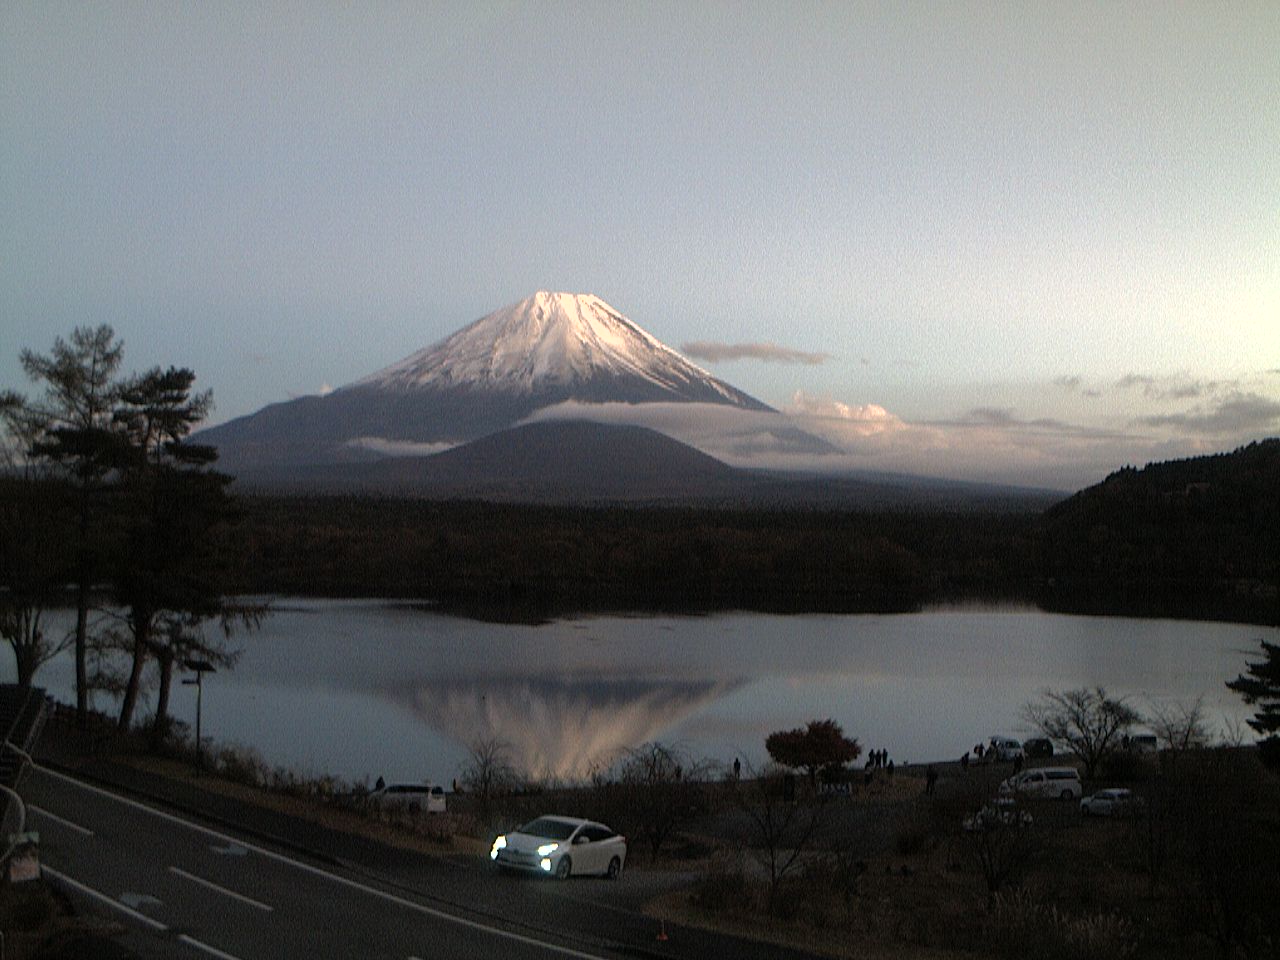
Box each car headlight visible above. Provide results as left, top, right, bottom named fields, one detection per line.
left=540, top=858, right=553, bottom=871
left=536, top=842, right=559, bottom=857
left=490, top=835, right=507, bottom=860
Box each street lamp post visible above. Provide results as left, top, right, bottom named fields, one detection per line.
left=182, top=659, right=216, bottom=772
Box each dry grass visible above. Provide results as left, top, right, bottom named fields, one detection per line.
left=115, top=754, right=492, bottom=857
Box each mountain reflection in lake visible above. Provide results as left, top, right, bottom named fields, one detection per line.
left=18, top=601, right=1276, bottom=785
left=400, top=679, right=740, bottom=781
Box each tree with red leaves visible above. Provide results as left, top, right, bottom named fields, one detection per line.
left=765, top=719, right=861, bottom=786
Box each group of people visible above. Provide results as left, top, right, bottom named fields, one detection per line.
left=958, top=743, right=1023, bottom=773
left=865, top=747, right=893, bottom=774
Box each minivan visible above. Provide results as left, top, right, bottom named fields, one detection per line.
left=369, top=782, right=447, bottom=813
left=999, top=766, right=1082, bottom=800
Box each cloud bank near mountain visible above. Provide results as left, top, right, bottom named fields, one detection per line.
left=523, top=374, right=1279, bottom=491
left=680, top=340, right=831, bottom=365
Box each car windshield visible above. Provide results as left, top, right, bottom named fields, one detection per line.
left=518, top=818, right=579, bottom=840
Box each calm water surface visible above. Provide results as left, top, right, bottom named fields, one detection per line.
left=20, top=602, right=1276, bottom=785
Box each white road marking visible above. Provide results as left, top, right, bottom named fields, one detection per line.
left=30, top=804, right=94, bottom=836
left=120, top=892, right=164, bottom=911
left=177, top=932, right=248, bottom=960
left=169, top=865, right=274, bottom=912
left=43, top=865, right=248, bottom=960
left=210, top=841, right=248, bottom=856
left=38, top=765, right=609, bottom=960
left=41, top=866, right=167, bottom=932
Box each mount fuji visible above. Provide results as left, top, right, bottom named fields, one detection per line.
left=198, top=292, right=790, bottom=475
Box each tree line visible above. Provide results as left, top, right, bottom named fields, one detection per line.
left=225, top=495, right=1043, bottom=621
left=0, top=326, right=258, bottom=735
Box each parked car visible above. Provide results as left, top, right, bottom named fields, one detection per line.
left=490, top=816, right=627, bottom=880
left=999, top=766, right=1083, bottom=800
left=369, top=782, right=446, bottom=814
left=1080, top=788, right=1143, bottom=817
left=986, top=736, right=1025, bottom=762
left=1022, top=737, right=1054, bottom=759
left=1122, top=734, right=1158, bottom=753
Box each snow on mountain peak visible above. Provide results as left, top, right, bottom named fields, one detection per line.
left=356, top=291, right=747, bottom=404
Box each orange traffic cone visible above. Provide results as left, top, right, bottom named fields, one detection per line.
left=657, top=919, right=669, bottom=942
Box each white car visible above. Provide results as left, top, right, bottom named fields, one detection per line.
left=986, top=736, right=1025, bottom=762
left=1080, top=788, right=1142, bottom=817
left=369, top=783, right=446, bottom=814
left=490, top=816, right=627, bottom=880
left=999, top=766, right=1083, bottom=801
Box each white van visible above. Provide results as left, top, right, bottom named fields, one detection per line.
left=369, top=782, right=447, bottom=813
left=999, top=766, right=1082, bottom=800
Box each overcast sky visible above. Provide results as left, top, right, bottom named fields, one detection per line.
left=3, top=1, right=1277, bottom=489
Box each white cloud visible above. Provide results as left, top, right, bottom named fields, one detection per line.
left=517, top=375, right=1279, bottom=491
left=785, top=391, right=897, bottom=425
left=1138, top=392, right=1280, bottom=435
left=680, top=341, right=830, bottom=365
left=344, top=436, right=458, bottom=457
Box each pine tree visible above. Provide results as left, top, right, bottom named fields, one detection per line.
left=1226, top=640, right=1280, bottom=769
left=109, top=366, right=237, bottom=731
left=19, top=326, right=126, bottom=723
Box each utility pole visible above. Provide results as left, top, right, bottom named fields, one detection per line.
left=182, top=659, right=216, bottom=772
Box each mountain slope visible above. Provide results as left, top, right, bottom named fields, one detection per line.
left=232, top=419, right=1057, bottom=510
left=244, top=421, right=741, bottom=501
left=198, top=292, right=771, bottom=470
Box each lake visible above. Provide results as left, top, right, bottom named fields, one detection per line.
left=16, top=601, right=1276, bottom=785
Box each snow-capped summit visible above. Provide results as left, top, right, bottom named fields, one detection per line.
left=356, top=291, right=759, bottom=407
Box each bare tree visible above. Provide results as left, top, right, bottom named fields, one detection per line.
left=1147, top=695, right=1211, bottom=753
left=459, top=737, right=520, bottom=817
left=1218, top=713, right=1252, bottom=749
left=1021, top=687, right=1142, bottom=779
left=606, top=742, right=710, bottom=858
left=735, top=761, right=826, bottom=914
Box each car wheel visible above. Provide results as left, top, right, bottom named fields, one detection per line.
left=607, top=857, right=622, bottom=880
left=555, top=856, right=572, bottom=880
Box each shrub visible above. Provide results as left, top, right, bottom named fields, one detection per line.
left=691, top=859, right=757, bottom=914
left=983, top=888, right=1138, bottom=960
left=1099, top=748, right=1144, bottom=782
left=215, top=744, right=268, bottom=787
left=894, top=820, right=930, bottom=856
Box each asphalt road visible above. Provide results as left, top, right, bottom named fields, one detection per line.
left=26, top=765, right=825, bottom=960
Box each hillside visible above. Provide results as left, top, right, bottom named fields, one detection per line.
left=1034, top=439, right=1280, bottom=622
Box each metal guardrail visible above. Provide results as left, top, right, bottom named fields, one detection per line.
left=0, top=780, right=27, bottom=869
left=0, top=688, right=51, bottom=872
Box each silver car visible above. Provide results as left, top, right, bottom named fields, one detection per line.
left=1080, top=788, right=1143, bottom=817
left=490, top=816, right=627, bottom=880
